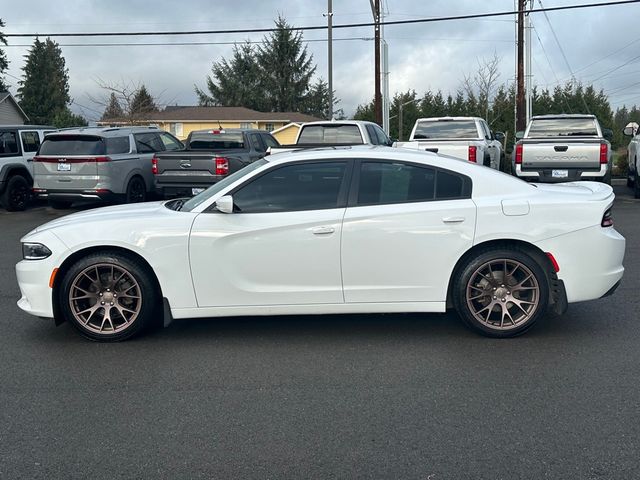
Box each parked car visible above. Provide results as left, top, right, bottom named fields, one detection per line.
left=513, top=114, right=613, bottom=184
left=16, top=146, right=624, bottom=341
left=268, top=120, right=393, bottom=155
left=0, top=125, right=56, bottom=211
left=152, top=128, right=278, bottom=198
left=622, top=121, right=640, bottom=197
left=31, top=126, right=183, bottom=209
left=394, top=117, right=504, bottom=170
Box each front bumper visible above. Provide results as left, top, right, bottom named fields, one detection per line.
left=514, top=163, right=609, bottom=182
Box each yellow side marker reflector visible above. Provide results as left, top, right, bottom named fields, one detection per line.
left=49, top=268, right=59, bottom=288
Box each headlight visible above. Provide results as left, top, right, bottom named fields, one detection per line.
left=22, top=242, right=52, bottom=260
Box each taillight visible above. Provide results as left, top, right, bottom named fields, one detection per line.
left=215, top=156, right=229, bottom=176
left=601, top=208, right=614, bottom=227
left=515, top=143, right=523, bottom=164
left=152, top=155, right=158, bottom=175
left=600, top=143, right=608, bottom=164
left=468, top=145, right=477, bottom=163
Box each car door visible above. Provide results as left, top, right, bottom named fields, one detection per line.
left=341, top=159, right=476, bottom=304
left=189, top=160, right=352, bottom=307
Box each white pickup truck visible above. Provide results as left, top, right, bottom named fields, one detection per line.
left=0, top=125, right=56, bottom=210
left=623, top=121, right=640, bottom=197
left=268, top=120, right=393, bottom=155
left=513, top=114, right=612, bottom=184
left=393, top=116, right=504, bottom=170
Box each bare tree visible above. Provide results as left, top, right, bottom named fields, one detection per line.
left=461, top=52, right=502, bottom=120
left=89, top=78, right=168, bottom=125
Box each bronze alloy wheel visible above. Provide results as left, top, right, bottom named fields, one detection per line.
left=465, top=258, right=541, bottom=331
left=68, top=263, right=143, bottom=335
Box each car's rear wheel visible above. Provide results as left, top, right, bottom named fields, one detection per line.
left=125, top=176, right=146, bottom=203
left=453, top=248, right=549, bottom=338
left=1, top=175, right=31, bottom=211
left=58, top=252, right=157, bottom=341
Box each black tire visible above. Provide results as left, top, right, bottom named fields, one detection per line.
left=58, top=252, right=158, bottom=342
left=1, top=175, right=31, bottom=211
left=49, top=200, right=72, bottom=210
left=452, top=248, right=550, bottom=338
left=634, top=169, right=640, bottom=199
left=125, top=176, right=147, bottom=204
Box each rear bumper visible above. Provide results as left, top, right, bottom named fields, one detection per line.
left=33, top=189, right=118, bottom=203
left=515, top=163, right=609, bottom=182
left=154, top=178, right=224, bottom=198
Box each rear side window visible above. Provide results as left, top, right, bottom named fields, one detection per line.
left=298, top=125, right=363, bottom=144
left=20, top=131, right=41, bottom=152
left=134, top=133, right=163, bottom=153
left=39, top=136, right=105, bottom=156
left=105, top=137, right=131, bottom=154
left=356, top=160, right=470, bottom=206
left=0, top=131, right=20, bottom=155
left=188, top=132, right=245, bottom=150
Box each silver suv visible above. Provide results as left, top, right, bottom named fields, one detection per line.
left=32, top=126, right=183, bottom=209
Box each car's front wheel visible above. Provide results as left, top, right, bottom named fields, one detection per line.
left=453, top=248, right=549, bottom=338
left=58, top=252, right=158, bottom=341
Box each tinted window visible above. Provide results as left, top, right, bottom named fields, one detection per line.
left=233, top=162, right=347, bottom=213
left=436, top=170, right=465, bottom=199
left=39, top=135, right=105, bottom=155
left=357, top=161, right=435, bottom=205
left=21, top=131, right=41, bottom=152
left=373, top=125, right=391, bottom=145
left=298, top=125, right=363, bottom=144
left=105, top=136, right=131, bottom=154
left=261, top=133, right=279, bottom=149
left=365, top=125, right=380, bottom=145
left=188, top=131, right=245, bottom=150
left=159, top=132, right=183, bottom=151
left=134, top=133, right=163, bottom=153
left=0, top=131, right=20, bottom=155
left=527, top=118, right=599, bottom=137
left=413, top=120, right=479, bottom=139
left=249, top=133, right=266, bottom=152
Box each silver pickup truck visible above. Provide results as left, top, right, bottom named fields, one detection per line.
left=393, top=117, right=504, bottom=170
left=513, top=114, right=612, bottom=184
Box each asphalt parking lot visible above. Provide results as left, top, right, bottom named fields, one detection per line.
left=1, top=183, right=639, bottom=479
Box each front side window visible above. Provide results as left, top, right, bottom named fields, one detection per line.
left=159, top=132, right=183, bottom=151
left=356, top=160, right=470, bottom=206
left=20, top=131, right=41, bottom=152
left=233, top=162, right=347, bottom=213
left=365, top=125, right=380, bottom=145
left=134, top=133, right=163, bottom=153
left=249, top=133, right=266, bottom=152
left=373, top=125, right=391, bottom=146
left=261, top=134, right=279, bottom=149
left=0, top=131, right=19, bottom=155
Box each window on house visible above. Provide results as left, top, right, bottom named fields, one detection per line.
left=265, top=123, right=275, bottom=132
left=241, top=122, right=252, bottom=129
left=170, top=123, right=184, bottom=138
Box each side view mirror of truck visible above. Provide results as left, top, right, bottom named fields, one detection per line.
left=602, top=128, right=613, bottom=142
left=494, top=132, right=506, bottom=143
left=623, top=123, right=638, bottom=137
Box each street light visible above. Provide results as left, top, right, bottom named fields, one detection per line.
left=398, top=98, right=420, bottom=142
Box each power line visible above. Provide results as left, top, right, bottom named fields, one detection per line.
left=4, top=0, right=638, bottom=38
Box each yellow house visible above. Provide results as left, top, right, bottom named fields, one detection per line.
left=270, top=122, right=303, bottom=144
left=137, top=106, right=320, bottom=140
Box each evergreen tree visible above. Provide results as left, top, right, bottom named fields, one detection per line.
left=101, top=92, right=124, bottom=120
left=52, top=108, right=88, bottom=128
left=0, top=19, right=8, bottom=91
left=129, top=85, right=157, bottom=119
left=302, top=78, right=342, bottom=119
left=17, top=38, right=70, bottom=125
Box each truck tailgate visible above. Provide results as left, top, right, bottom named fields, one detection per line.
left=395, top=141, right=471, bottom=161
left=521, top=139, right=602, bottom=169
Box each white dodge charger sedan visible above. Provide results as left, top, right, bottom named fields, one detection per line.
left=16, top=146, right=625, bottom=341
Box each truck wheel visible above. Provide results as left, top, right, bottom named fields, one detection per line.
left=634, top=172, right=640, bottom=199
left=1, top=175, right=31, bottom=211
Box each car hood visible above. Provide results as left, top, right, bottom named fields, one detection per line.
left=31, top=201, right=170, bottom=234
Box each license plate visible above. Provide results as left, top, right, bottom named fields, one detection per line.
left=191, top=187, right=205, bottom=195
left=57, top=163, right=71, bottom=172
left=552, top=169, right=568, bottom=178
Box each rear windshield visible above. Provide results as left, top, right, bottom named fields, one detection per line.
left=527, top=118, right=599, bottom=137
left=297, top=125, right=364, bottom=144
left=39, top=135, right=105, bottom=155
left=188, top=132, right=245, bottom=150
left=413, top=120, right=479, bottom=139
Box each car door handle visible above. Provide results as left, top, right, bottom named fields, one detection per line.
left=311, top=226, right=335, bottom=235
left=442, top=216, right=465, bottom=224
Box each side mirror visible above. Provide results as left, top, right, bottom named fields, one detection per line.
left=623, top=126, right=637, bottom=137
left=602, top=128, right=613, bottom=142
left=215, top=194, right=234, bottom=214
left=494, top=131, right=506, bottom=142
left=515, top=131, right=524, bottom=141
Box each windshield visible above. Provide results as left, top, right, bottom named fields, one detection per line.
left=179, top=158, right=268, bottom=211
left=413, top=120, right=479, bottom=139
left=527, top=118, right=599, bottom=137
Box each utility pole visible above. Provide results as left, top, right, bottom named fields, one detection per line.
left=516, top=0, right=526, bottom=132
left=525, top=1, right=533, bottom=125
left=370, top=0, right=382, bottom=126
left=326, top=0, right=333, bottom=119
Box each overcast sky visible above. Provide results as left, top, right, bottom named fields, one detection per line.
left=2, top=0, right=639, bottom=120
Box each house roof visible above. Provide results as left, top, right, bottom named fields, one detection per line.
left=0, top=91, right=29, bottom=122
left=150, top=106, right=321, bottom=123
